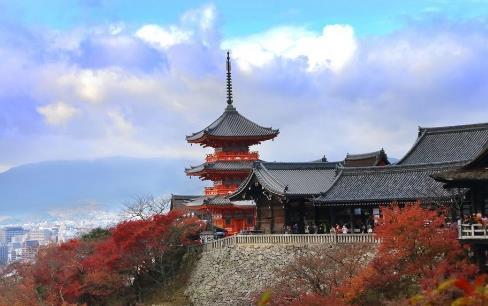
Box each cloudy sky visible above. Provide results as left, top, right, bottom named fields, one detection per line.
left=1, top=0, right=488, bottom=173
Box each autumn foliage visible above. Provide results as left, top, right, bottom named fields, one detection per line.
left=261, top=244, right=374, bottom=305
left=0, top=211, right=204, bottom=305
left=260, top=202, right=479, bottom=306
left=341, top=203, right=477, bottom=305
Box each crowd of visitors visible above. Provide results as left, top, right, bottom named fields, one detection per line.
left=463, top=213, right=488, bottom=225
left=282, top=223, right=373, bottom=234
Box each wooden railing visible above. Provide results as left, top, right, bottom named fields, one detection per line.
left=206, top=151, right=259, bottom=163
left=459, top=224, right=488, bottom=240
left=204, top=184, right=240, bottom=195
left=202, top=234, right=378, bottom=252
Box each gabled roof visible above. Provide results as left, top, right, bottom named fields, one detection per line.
left=185, top=160, right=254, bottom=176
left=315, top=161, right=465, bottom=205
left=344, top=149, right=390, bottom=167
left=432, top=144, right=488, bottom=184
left=397, top=122, right=488, bottom=165
left=231, top=161, right=341, bottom=198
left=186, top=105, right=279, bottom=143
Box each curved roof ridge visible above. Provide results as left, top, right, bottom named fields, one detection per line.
left=345, top=149, right=384, bottom=160
left=396, top=129, right=428, bottom=165
left=315, top=167, right=345, bottom=199
left=338, top=160, right=467, bottom=175
left=419, top=122, right=488, bottom=134
left=260, top=161, right=340, bottom=170
left=186, top=106, right=279, bottom=142
left=397, top=122, right=488, bottom=165
left=256, top=163, right=287, bottom=192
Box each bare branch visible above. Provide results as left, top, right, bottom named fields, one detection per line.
left=122, top=195, right=171, bottom=220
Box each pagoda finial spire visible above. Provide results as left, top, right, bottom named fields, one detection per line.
left=226, top=51, right=233, bottom=106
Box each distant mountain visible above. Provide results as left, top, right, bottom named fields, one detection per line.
left=0, top=157, right=205, bottom=221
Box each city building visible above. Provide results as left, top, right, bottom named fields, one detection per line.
left=0, top=245, right=8, bottom=266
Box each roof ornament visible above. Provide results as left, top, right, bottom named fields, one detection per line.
left=226, top=51, right=234, bottom=107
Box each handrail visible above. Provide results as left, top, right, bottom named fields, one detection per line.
left=206, top=151, right=259, bottom=163
left=458, top=223, right=488, bottom=240
left=204, top=184, right=240, bottom=195
left=202, top=234, right=378, bottom=252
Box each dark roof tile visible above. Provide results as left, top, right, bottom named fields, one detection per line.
left=186, top=105, right=279, bottom=142
left=397, top=122, right=488, bottom=165
left=185, top=161, right=254, bottom=175
left=232, top=161, right=340, bottom=197
left=315, top=161, right=465, bottom=204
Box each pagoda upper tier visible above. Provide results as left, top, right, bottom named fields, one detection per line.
left=186, top=104, right=279, bottom=147
left=186, top=52, right=278, bottom=147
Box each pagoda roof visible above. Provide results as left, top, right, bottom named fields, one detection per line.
left=170, top=194, right=200, bottom=211
left=397, top=122, right=488, bottom=165
left=186, top=105, right=279, bottom=144
left=183, top=195, right=255, bottom=208
left=185, top=160, right=254, bottom=176
left=344, top=149, right=390, bottom=167
left=231, top=160, right=341, bottom=199
left=314, top=161, right=465, bottom=206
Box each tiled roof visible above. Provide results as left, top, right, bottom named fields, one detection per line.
left=344, top=149, right=390, bottom=167
left=315, top=161, right=465, bottom=205
left=397, top=122, right=488, bottom=165
left=186, top=105, right=279, bottom=142
left=432, top=144, right=488, bottom=184
left=170, top=194, right=200, bottom=210
left=185, top=161, right=254, bottom=175
left=183, top=195, right=255, bottom=207
left=232, top=161, right=341, bottom=198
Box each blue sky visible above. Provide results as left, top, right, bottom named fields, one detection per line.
left=4, top=0, right=488, bottom=36
left=1, top=0, right=488, bottom=173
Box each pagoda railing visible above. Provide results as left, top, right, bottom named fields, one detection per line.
left=202, top=234, right=378, bottom=252
left=459, top=224, right=488, bottom=240
left=206, top=151, right=259, bottom=163
left=204, top=184, right=240, bottom=196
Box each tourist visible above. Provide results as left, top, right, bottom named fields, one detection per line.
left=335, top=224, right=341, bottom=233
left=318, top=224, right=325, bottom=234
left=292, top=223, right=299, bottom=234
left=330, top=226, right=336, bottom=234
left=367, top=225, right=373, bottom=233
left=342, top=224, right=348, bottom=234
left=304, top=224, right=310, bottom=234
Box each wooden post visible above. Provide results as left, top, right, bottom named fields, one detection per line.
left=349, top=207, right=354, bottom=233
left=270, top=199, right=275, bottom=234
left=299, top=200, right=305, bottom=233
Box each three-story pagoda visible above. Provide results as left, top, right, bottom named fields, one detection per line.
left=184, top=52, right=279, bottom=234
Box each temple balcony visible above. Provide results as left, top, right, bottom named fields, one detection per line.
left=459, top=224, right=488, bottom=240
left=204, top=184, right=240, bottom=196
left=206, top=151, right=259, bottom=163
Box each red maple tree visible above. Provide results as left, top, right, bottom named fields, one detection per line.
left=341, top=202, right=477, bottom=305
left=0, top=211, right=203, bottom=305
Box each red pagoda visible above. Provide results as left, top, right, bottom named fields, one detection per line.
left=184, top=52, right=279, bottom=234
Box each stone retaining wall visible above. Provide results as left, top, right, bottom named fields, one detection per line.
left=185, top=244, right=337, bottom=306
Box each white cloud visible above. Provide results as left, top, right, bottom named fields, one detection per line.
left=107, top=110, right=135, bottom=136
left=37, top=101, right=79, bottom=125
left=135, top=24, right=191, bottom=49
left=222, top=24, right=357, bottom=72
left=0, top=164, right=11, bottom=173
left=181, top=4, right=216, bottom=32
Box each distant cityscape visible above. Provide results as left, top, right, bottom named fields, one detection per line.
left=0, top=211, right=121, bottom=266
